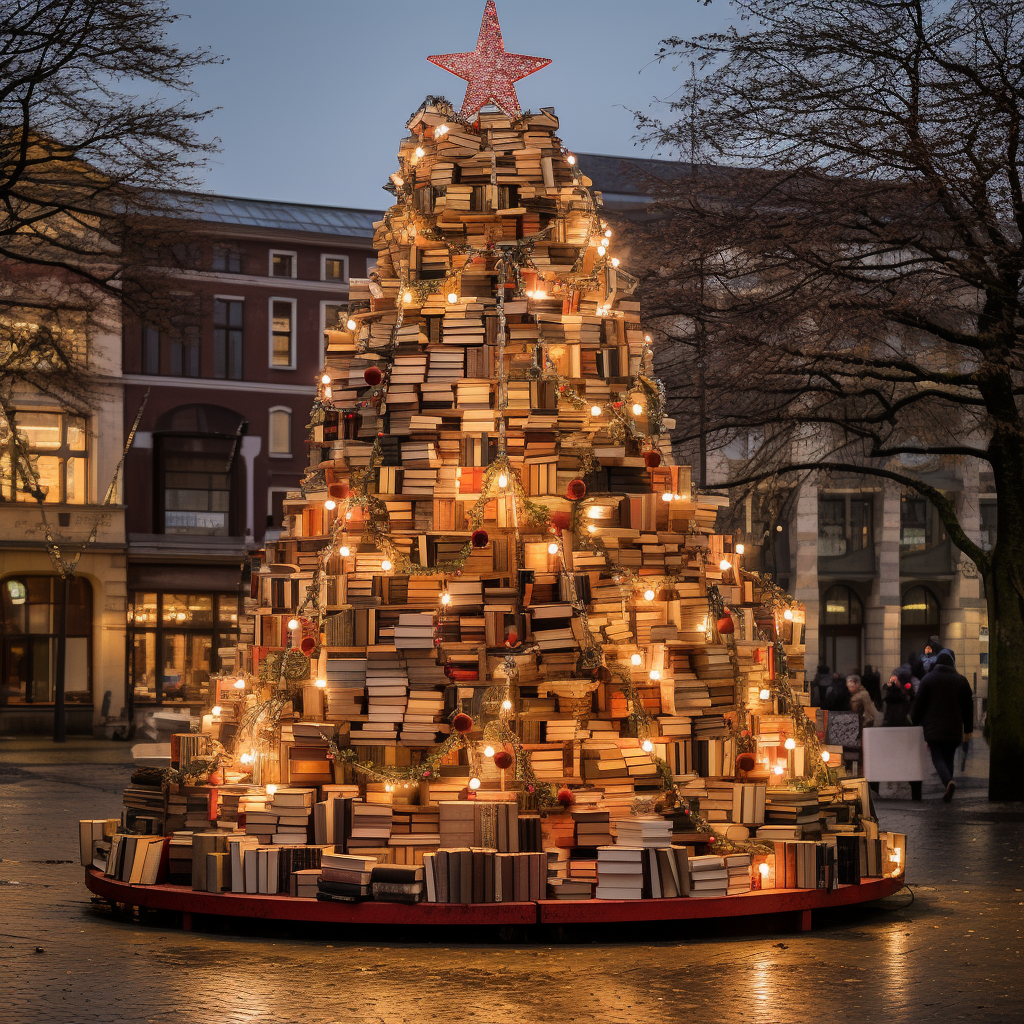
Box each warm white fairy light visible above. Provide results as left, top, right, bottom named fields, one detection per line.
left=501, top=699, right=513, bottom=712
left=339, top=545, right=350, bottom=557
left=447, top=291, right=459, bottom=304
left=643, top=588, right=656, bottom=602
left=234, top=678, right=245, bottom=690
left=321, top=374, right=332, bottom=385
left=773, top=764, right=785, bottom=776
left=587, top=506, right=602, bottom=519
left=498, top=472, right=508, bottom=489
left=415, top=146, right=425, bottom=158
left=468, top=777, right=481, bottom=791
left=719, top=559, right=732, bottom=571
left=783, top=608, right=794, bottom=620
left=649, top=669, right=661, bottom=681
left=735, top=543, right=745, bottom=555
left=211, top=706, right=222, bottom=718
left=590, top=404, right=602, bottom=416
left=821, top=750, right=831, bottom=763
left=346, top=317, right=357, bottom=331
left=758, top=862, right=770, bottom=878
left=266, top=783, right=277, bottom=797
left=641, top=739, right=654, bottom=753
left=611, top=257, right=620, bottom=267
left=440, top=591, right=451, bottom=606
left=287, top=618, right=299, bottom=630
left=566, top=152, right=575, bottom=164
left=604, top=229, right=612, bottom=239
left=661, top=492, right=673, bottom=503
left=547, top=542, right=559, bottom=556
left=403, top=291, right=413, bottom=304
left=325, top=499, right=336, bottom=511
left=587, top=524, right=596, bottom=533
left=631, top=402, right=643, bottom=416
left=315, top=678, right=327, bottom=689
left=784, top=737, right=796, bottom=750
left=240, top=752, right=254, bottom=764
left=597, top=245, right=606, bottom=256
left=436, top=123, right=449, bottom=136
left=484, top=745, right=495, bottom=758
left=630, top=653, right=643, bottom=666
left=759, top=688, right=771, bottom=701
left=381, top=558, right=393, bottom=572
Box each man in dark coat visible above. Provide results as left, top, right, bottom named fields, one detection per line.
left=861, top=665, right=882, bottom=708
left=911, top=651, right=974, bottom=801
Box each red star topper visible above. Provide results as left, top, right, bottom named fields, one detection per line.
left=428, top=1, right=550, bottom=121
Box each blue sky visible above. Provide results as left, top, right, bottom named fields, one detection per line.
left=166, top=0, right=734, bottom=210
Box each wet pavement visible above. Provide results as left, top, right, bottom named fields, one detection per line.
left=1, top=738, right=1022, bottom=1024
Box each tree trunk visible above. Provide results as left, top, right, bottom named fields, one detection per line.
left=985, top=436, right=1024, bottom=801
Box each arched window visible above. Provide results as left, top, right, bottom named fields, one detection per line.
left=902, top=586, right=940, bottom=626
left=822, top=585, right=863, bottom=626
left=268, top=407, right=292, bottom=457
left=0, top=575, right=92, bottom=704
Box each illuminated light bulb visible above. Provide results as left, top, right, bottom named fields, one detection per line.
left=783, top=608, right=794, bottom=621
left=240, top=752, right=253, bottom=765
left=604, top=229, right=612, bottom=239
left=630, top=653, right=643, bottom=667
left=325, top=499, right=336, bottom=511
left=436, top=123, right=449, bottom=136
left=403, top=291, right=413, bottom=304
left=661, top=492, right=673, bottom=503
left=484, top=745, right=495, bottom=758
left=758, top=862, right=770, bottom=878
left=649, top=669, right=661, bottom=681
left=234, top=678, right=246, bottom=689
left=641, top=739, right=654, bottom=753
left=632, top=403, right=643, bottom=416
left=468, top=777, right=481, bottom=791
left=323, top=386, right=332, bottom=399
left=315, top=678, right=327, bottom=689
left=566, top=153, right=576, bottom=165
left=381, top=558, right=392, bottom=572
left=587, top=506, right=602, bottom=519
left=821, top=750, right=831, bottom=763
left=211, top=706, right=222, bottom=717
left=498, top=472, right=508, bottom=489
left=287, top=618, right=300, bottom=630
left=644, top=334, right=652, bottom=343
left=447, top=291, right=459, bottom=304
left=346, top=318, right=357, bottom=331
left=773, top=764, right=785, bottom=776
left=719, top=559, right=732, bottom=571
left=597, top=245, right=606, bottom=256
left=735, top=543, right=745, bottom=555
left=784, top=737, right=796, bottom=751
left=611, top=257, right=620, bottom=267
left=339, top=545, right=350, bottom=557
left=759, top=688, right=771, bottom=701
left=321, top=374, right=332, bottom=385
left=587, top=524, right=596, bottom=533
left=643, top=588, right=656, bottom=602
left=440, top=591, right=451, bottom=606
left=547, top=542, right=559, bottom=556
left=176, top=612, right=186, bottom=622
left=345, top=511, right=353, bottom=520
left=590, top=404, right=602, bottom=416
left=415, top=146, right=425, bottom=158
left=266, top=784, right=277, bottom=797
left=501, top=699, right=513, bottom=712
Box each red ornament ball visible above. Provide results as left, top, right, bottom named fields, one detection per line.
left=549, top=511, right=571, bottom=532
left=736, top=752, right=757, bottom=773
left=643, top=450, right=662, bottom=469
left=452, top=712, right=474, bottom=734
left=716, top=612, right=735, bottom=635
left=328, top=482, right=349, bottom=500
left=299, top=636, right=317, bottom=656
left=471, top=528, right=489, bottom=548
left=503, top=628, right=519, bottom=648
left=566, top=478, right=587, bottom=501
left=556, top=787, right=575, bottom=808
left=363, top=365, right=382, bottom=386
left=493, top=751, right=513, bottom=771
left=443, top=664, right=455, bottom=679
left=613, top=401, right=623, bottom=409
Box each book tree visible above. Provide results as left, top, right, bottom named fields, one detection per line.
left=220, top=1, right=832, bottom=847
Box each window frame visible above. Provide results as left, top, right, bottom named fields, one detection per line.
left=320, top=253, right=349, bottom=283
left=269, top=249, right=298, bottom=279
left=268, top=406, right=292, bottom=458
left=213, top=295, right=245, bottom=381
left=212, top=245, right=242, bottom=274
left=156, top=431, right=240, bottom=537
left=268, top=296, right=297, bottom=371
left=0, top=409, right=89, bottom=504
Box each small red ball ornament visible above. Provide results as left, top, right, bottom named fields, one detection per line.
left=443, top=664, right=455, bottom=679
left=736, top=752, right=757, bottom=773
left=556, top=787, right=575, bottom=808
left=471, top=528, right=489, bottom=548
left=716, top=612, right=736, bottom=635
left=613, top=401, right=623, bottom=409
left=549, top=511, right=571, bottom=532
left=299, top=636, right=317, bottom=656
left=566, top=478, right=587, bottom=501
left=643, top=450, right=662, bottom=469
left=328, top=482, right=349, bottom=500
left=493, top=751, right=513, bottom=771
left=363, top=366, right=382, bottom=386
left=452, top=713, right=474, bottom=734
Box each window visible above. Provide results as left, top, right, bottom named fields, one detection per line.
left=212, top=245, right=242, bottom=273
left=849, top=499, right=872, bottom=552
left=822, top=585, right=863, bottom=626
left=270, top=298, right=296, bottom=369
left=129, top=591, right=239, bottom=705
left=270, top=250, right=297, bottom=278
left=321, top=254, right=348, bottom=282
left=1, top=576, right=92, bottom=704
left=159, top=434, right=237, bottom=536
left=268, top=407, right=292, bottom=457
left=980, top=501, right=997, bottom=552
left=143, top=324, right=199, bottom=377
left=818, top=495, right=873, bottom=557
left=901, top=496, right=930, bottom=550
left=0, top=410, right=88, bottom=504
left=143, top=326, right=160, bottom=374
left=902, top=586, right=940, bottom=627
left=213, top=298, right=244, bottom=380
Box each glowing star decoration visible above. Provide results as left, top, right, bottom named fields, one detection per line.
left=428, top=1, right=551, bottom=121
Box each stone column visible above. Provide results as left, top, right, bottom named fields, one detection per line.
left=794, top=480, right=819, bottom=680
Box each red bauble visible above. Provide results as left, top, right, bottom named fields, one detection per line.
left=493, top=751, right=513, bottom=771
left=328, top=482, right=349, bottom=500
left=549, top=511, right=571, bottom=532
left=716, top=612, right=735, bottom=635
left=208, top=769, right=224, bottom=785
left=443, top=664, right=455, bottom=679
left=503, top=628, right=519, bottom=648
left=471, top=528, right=489, bottom=548
left=643, top=450, right=662, bottom=469
left=556, top=786, right=575, bottom=808
left=566, top=478, right=586, bottom=501
left=299, top=636, right=317, bottom=656
left=452, top=712, right=474, bottom=734
left=363, top=366, right=382, bottom=386
left=736, top=752, right=757, bottom=773
left=613, top=401, right=623, bottom=409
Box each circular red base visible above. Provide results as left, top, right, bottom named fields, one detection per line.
left=84, top=868, right=905, bottom=931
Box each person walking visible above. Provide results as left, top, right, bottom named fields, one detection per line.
left=881, top=667, right=913, bottom=727
left=921, top=636, right=955, bottom=676
left=846, top=674, right=880, bottom=731
left=823, top=672, right=851, bottom=711
left=812, top=663, right=831, bottom=706
left=911, top=651, right=974, bottom=801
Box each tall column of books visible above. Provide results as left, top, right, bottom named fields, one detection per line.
left=229, top=97, right=820, bottom=858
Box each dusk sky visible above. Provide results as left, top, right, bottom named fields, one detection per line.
left=165, top=0, right=735, bottom=210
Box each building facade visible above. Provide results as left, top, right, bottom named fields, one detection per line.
left=120, top=195, right=379, bottom=723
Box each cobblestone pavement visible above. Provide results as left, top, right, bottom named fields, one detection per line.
left=2, top=740, right=1022, bottom=1024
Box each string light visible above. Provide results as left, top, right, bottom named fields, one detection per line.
left=597, top=245, right=606, bottom=256
left=565, top=152, right=575, bottom=165
left=604, top=229, right=612, bottom=239
left=611, top=257, right=620, bottom=267
left=773, top=764, right=785, bottom=776
left=497, top=472, right=508, bottom=489
left=719, top=559, right=732, bottom=571
left=590, top=404, right=602, bottom=416
left=380, top=558, right=392, bottom=572
left=501, top=699, right=513, bottom=712
left=315, top=678, right=327, bottom=689
left=321, top=374, right=332, bottom=385
left=325, top=499, right=336, bottom=511
left=784, top=737, right=796, bottom=751
left=547, top=542, right=559, bottom=556
left=661, top=492, right=673, bottom=503
left=435, top=123, right=449, bottom=136
left=468, top=777, right=482, bottom=791
left=586, top=506, right=602, bottom=519
left=648, top=669, right=661, bottom=681
left=641, top=739, right=654, bottom=753
left=403, top=291, right=413, bottom=304
left=631, top=402, right=643, bottom=415
left=758, top=862, right=770, bottom=878
left=783, top=608, right=794, bottom=621
left=759, top=688, right=771, bottom=701
left=211, top=706, right=222, bottom=717
left=266, top=784, right=277, bottom=797
left=415, top=146, right=425, bottom=158
left=447, top=291, right=459, bottom=304
left=484, top=745, right=495, bottom=758
left=735, top=543, right=745, bottom=555
left=821, top=750, right=831, bottom=763
left=643, top=588, right=656, bottom=602
left=234, top=678, right=245, bottom=690
left=338, top=545, right=350, bottom=557
left=346, top=318, right=357, bottom=331
left=440, top=591, right=451, bottom=606
left=287, top=618, right=300, bottom=630
left=587, top=524, right=596, bottom=533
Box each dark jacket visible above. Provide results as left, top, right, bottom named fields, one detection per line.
left=881, top=678, right=912, bottom=727
left=911, top=652, right=974, bottom=745
left=822, top=677, right=851, bottom=711
left=862, top=666, right=882, bottom=708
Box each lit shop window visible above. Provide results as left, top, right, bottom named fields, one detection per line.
left=0, top=410, right=88, bottom=503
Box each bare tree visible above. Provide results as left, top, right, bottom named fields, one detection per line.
left=631, top=0, right=1024, bottom=800
left=0, top=0, right=220, bottom=481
